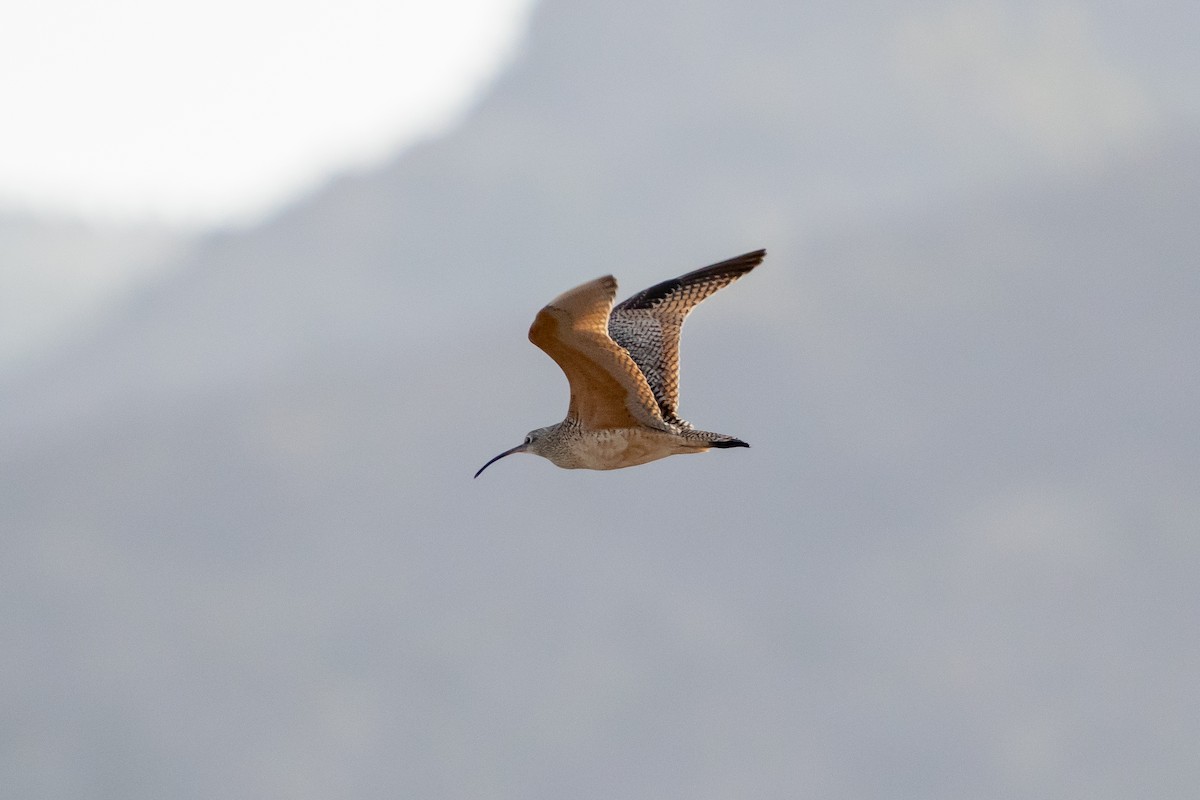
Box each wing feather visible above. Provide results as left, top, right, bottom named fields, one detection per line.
left=529, top=275, right=665, bottom=430
left=609, top=249, right=764, bottom=423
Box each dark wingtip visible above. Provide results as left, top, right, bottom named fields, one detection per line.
left=721, top=249, right=766, bottom=273
left=710, top=438, right=750, bottom=449
left=614, top=249, right=766, bottom=311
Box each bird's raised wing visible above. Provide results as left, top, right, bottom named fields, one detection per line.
left=529, top=275, right=665, bottom=430
left=608, top=249, right=764, bottom=425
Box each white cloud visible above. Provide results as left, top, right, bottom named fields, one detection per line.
left=0, top=0, right=534, bottom=225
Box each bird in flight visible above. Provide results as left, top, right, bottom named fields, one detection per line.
left=475, top=249, right=764, bottom=477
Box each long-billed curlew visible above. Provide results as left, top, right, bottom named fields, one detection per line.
left=475, top=249, right=764, bottom=477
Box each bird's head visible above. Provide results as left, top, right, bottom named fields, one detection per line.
left=473, top=426, right=556, bottom=478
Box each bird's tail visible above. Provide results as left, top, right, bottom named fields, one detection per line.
left=683, top=429, right=750, bottom=449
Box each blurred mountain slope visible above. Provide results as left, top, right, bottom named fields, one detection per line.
left=0, top=212, right=186, bottom=373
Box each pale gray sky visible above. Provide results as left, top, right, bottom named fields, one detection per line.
left=0, top=0, right=534, bottom=226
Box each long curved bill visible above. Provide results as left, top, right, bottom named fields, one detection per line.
left=473, top=443, right=527, bottom=478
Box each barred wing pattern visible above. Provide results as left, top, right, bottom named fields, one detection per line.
left=608, top=249, right=765, bottom=427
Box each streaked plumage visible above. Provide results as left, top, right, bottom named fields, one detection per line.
left=475, top=249, right=764, bottom=477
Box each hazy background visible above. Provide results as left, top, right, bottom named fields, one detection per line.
left=2, top=1, right=1198, bottom=798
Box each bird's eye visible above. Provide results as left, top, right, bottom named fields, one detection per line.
left=524, top=435, right=533, bottom=445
